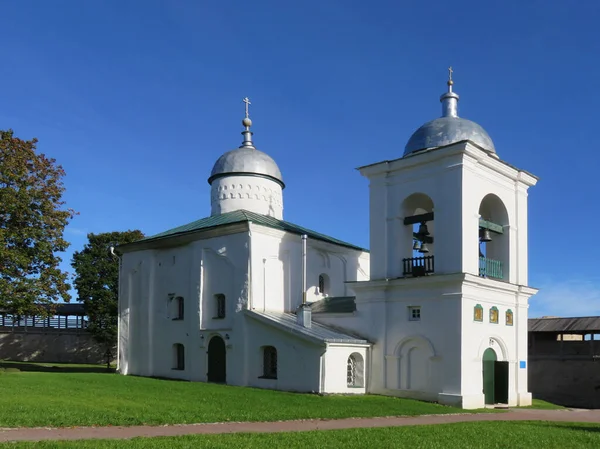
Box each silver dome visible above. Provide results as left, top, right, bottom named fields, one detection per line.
left=403, top=76, right=496, bottom=157
left=404, top=116, right=496, bottom=156
left=208, top=146, right=284, bottom=187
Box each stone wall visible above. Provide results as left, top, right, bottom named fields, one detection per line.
left=529, top=357, right=600, bottom=409
left=0, top=330, right=115, bottom=365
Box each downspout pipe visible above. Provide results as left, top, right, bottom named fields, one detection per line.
left=302, top=234, right=307, bottom=305
left=110, top=246, right=122, bottom=373
left=297, top=235, right=311, bottom=328
left=248, top=222, right=253, bottom=310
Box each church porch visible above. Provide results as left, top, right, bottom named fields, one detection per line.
left=243, top=310, right=371, bottom=394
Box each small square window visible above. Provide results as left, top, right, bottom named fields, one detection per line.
left=409, top=306, right=421, bottom=321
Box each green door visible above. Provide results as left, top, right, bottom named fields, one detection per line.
left=482, top=348, right=497, bottom=405
left=494, top=361, right=509, bottom=404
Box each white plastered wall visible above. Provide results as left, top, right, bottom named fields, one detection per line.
left=243, top=315, right=323, bottom=393
left=118, top=230, right=250, bottom=383
left=248, top=224, right=370, bottom=313
left=460, top=278, right=535, bottom=408
left=322, top=345, right=369, bottom=394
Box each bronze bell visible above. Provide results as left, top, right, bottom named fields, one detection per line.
left=419, top=242, right=430, bottom=253
left=480, top=228, right=492, bottom=243
left=418, top=221, right=430, bottom=236
left=413, top=240, right=421, bottom=251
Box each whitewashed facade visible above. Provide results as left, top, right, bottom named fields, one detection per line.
left=118, top=79, right=538, bottom=408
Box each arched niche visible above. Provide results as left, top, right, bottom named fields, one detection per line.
left=399, top=193, right=435, bottom=276
left=393, top=335, right=436, bottom=391
left=478, top=194, right=510, bottom=281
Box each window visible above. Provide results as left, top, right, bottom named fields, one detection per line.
left=474, top=304, right=483, bottom=322
left=408, top=306, right=421, bottom=321
left=506, top=309, right=514, bottom=326
left=262, top=346, right=278, bottom=379
left=490, top=306, right=499, bottom=324
left=214, top=294, right=226, bottom=319
left=318, top=274, right=330, bottom=295
left=173, top=343, right=185, bottom=370
left=172, top=296, right=184, bottom=320
left=347, top=353, right=364, bottom=387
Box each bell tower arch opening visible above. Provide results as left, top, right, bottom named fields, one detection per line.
left=478, top=194, right=509, bottom=281
left=400, top=193, right=435, bottom=278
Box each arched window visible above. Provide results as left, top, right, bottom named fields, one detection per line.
left=214, top=294, right=226, bottom=319
left=262, top=346, right=277, bottom=379
left=172, top=296, right=184, bottom=320
left=173, top=343, right=185, bottom=370
left=347, top=353, right=364, bottom=388
left=318, top=274, right=330, bottom=295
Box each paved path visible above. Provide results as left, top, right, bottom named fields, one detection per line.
left=1, top=409, right=600, bottom=442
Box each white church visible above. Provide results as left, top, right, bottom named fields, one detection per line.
left=117, top=73, right=538, bottom=409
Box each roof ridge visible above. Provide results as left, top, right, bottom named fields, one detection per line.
left=123, top=209, right=368, bottom=252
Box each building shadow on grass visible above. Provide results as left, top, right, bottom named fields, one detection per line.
left=550, top=424, right=600, bottom=433
left=0, top=361, right=115, bottom=374
left=528, top=422, right=600, bottom=433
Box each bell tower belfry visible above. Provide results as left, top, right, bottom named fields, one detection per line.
left=351, top=70, right=538, bottom=410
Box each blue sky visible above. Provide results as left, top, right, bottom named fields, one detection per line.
left=1, top=0, right=599, bottom=317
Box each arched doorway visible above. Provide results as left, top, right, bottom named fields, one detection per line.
left=207, top=336, right=226, bottom=383
left=482, top=347, right=509, bottom=405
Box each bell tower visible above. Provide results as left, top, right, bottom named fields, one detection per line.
left=362, top=72, right=537, bottom=284
left=352, top=70, right=538, bottom=410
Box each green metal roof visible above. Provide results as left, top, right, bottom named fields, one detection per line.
left=134, top=210, right=368, bottom=252
left=310, top=296, right=357, bottom=314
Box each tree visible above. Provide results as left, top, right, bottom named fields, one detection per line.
left=0, top=129, right=76, bottom=315
left=71, top=230, right=144, bottom=368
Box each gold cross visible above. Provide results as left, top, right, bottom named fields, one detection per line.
left=243, top=97, right=251, bottom=118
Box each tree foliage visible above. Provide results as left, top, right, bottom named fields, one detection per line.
left=0, top=129, right=76, bottom=315
left=71, top=230, right=144, bottom=367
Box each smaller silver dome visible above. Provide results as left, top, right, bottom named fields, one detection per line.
left=208, top=146, right=284, bottom=188
left=209, top=99, right=284, bottom=188
left=403, top=74, right=496, bottom=157
left=404, top=116, right=496, bottom=156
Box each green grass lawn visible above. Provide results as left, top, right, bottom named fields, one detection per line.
left=3, top=422, right=599, bottom=448
left=0, top=369, right=478, bottom=428
left=521, top=399, right=566, bottom=410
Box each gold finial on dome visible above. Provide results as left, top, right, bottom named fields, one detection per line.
left=241, top=97, right=254, bottom=147
left=447, top=66, right=454, bottom=88
left=242, top=97, right=252, bottom=127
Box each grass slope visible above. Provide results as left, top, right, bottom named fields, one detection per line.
left=3, top=422, right=600, bottom=448
left=522, top=399, right=566, bottom=410
left=0, top=371, right=471, bottom=428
